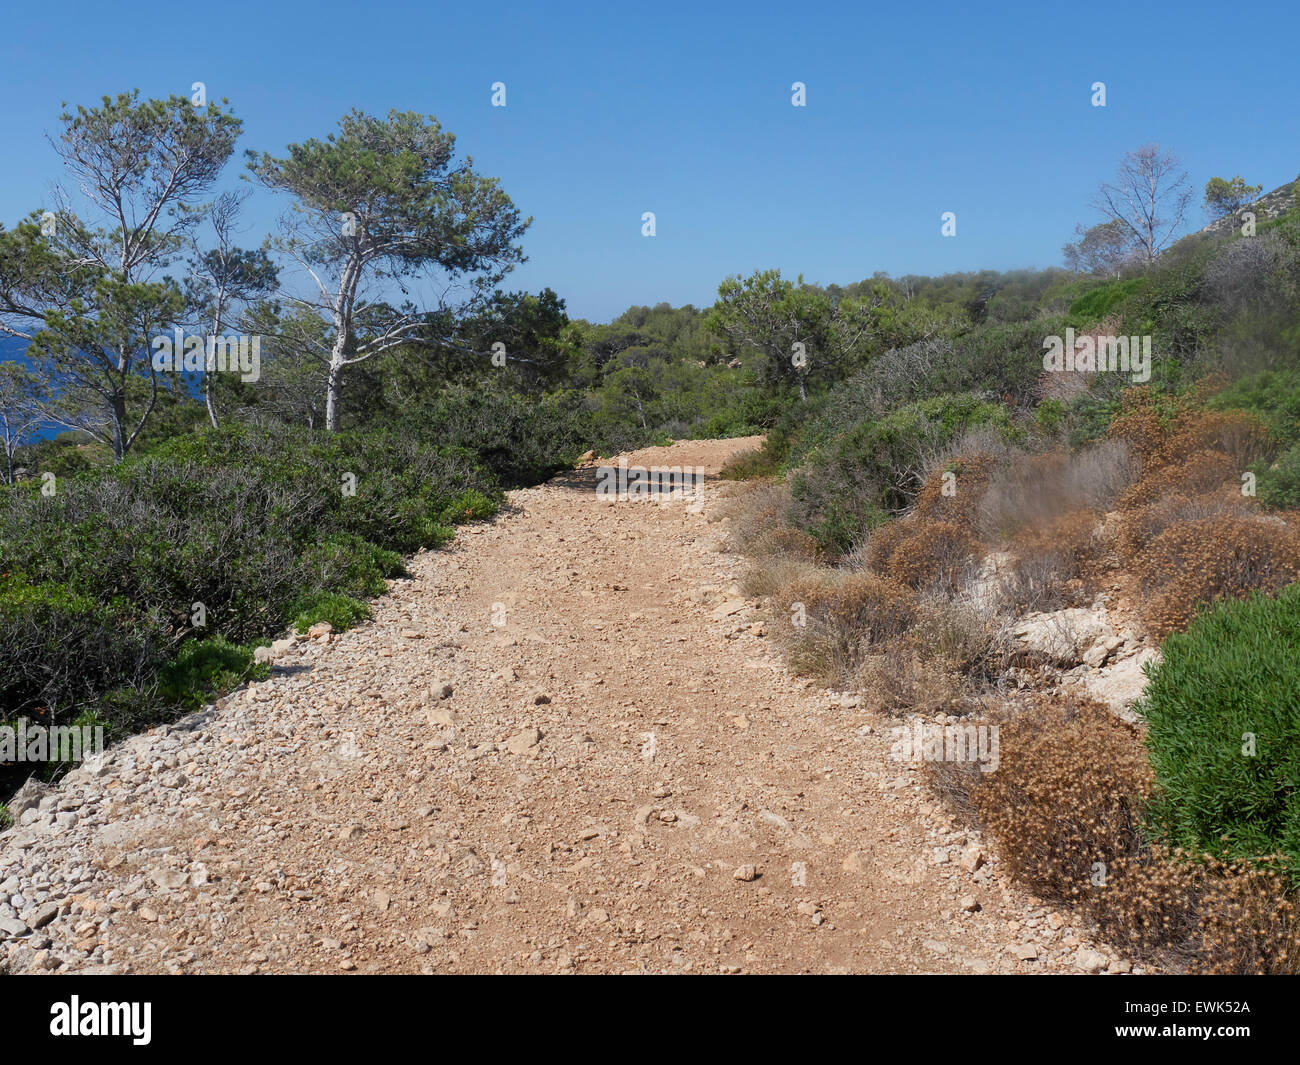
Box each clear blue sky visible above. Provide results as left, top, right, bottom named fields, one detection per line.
left=1, top=0, right=1297, bottom=322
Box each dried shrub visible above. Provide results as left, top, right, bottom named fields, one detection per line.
left=1108, top=397, right=1169, bottom=465
left=882, top=521, right=979, bottom=593
left=1138, top=515, right=1300, bottom=636
left=1063, top=438, right=1142, bottom=510
left=1089, top=849, right=1202, bottom=964
left=979, top=440, right=1138, bottom=541
left=912, top=452, right=997, bottom=527
left=1118, top=448, right=1238, bottom=509
left=855, top=651, right=964, bottom=715
left=1194, top=859, right=1300, bottom=974
left=719, top=480, right=792, bottom=553
left=1092, top=848, right=1300, bottom=974
left=926, top=754, right=987, bottom=828
left=1114, top=491, right=1252, bottom=564
left=972, top=696, right=1153, bottom=901
left=861, top=520, right=908, bottom=574
left=741, top=555, right=825, bottom=601
left=1009, top=509, right=1104, bottom=591
left=719, top=446, right=780, bottom=481
left=979, top=450, right=1072, bottom=539
left=776, top=572, right=917, bottom=684
left=1172, top=409, right=1272, bottom=471
left=1110, top=387, right=1271, bottom=475
left=912, top=595, right=1001, bottom=676
left=748, top=524, right=822, bottom=562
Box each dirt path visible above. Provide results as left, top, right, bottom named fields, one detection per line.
left=1, top=438, right=1126, bottom=974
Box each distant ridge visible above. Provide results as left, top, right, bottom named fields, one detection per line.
left=1199, top=179, right=1297, bottom=236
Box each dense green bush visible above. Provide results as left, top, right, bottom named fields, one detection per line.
left=1, top=420, right=498, bottom=632
left=291, top=592, right=372, bottom=634
left=1255, top=444, right=1300, bottom=510
left=395, top=386, right=590, bottom=486
left=1137, top=584, right=1300, bottom=878
left=297, top=534, right=406, bottom=601
left=159, top=636, right=269, bottom=711
left=1066, top=278, right=1148, bottom=326
left=1115, top=240, right=1222, bottom=361
left=1209, top=369, right=1300, bottom=449
left=945, top=319, right=1065, bottom=407
left=0, top=399, right=578, bottom=759
left=688, top=387, right=784, bottom=440
left=0, top=576, right=170, bottom=722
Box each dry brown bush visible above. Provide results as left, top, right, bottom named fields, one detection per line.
left=883, top=520, right=979, bottom=593
left=1118, top=448, right=1238, bottom=509
left=998, top=552, right=1073, bottom=613
left=1138, top=514, right=1300, bottom=636
left=1113, top=491, right=1252, bottom=564
left=912, top=452, right=997, bottom=527
left=972, top=696, right=1153, bottom=901
left=774, top=571, right=917, bottom=684
left=1010, top=509, right=1103, bottom=581
left=1091, top=848, right=1300, bottom=974
left=1171, top=410, right=1271, bottom=471
left=1109, top=386, right=1271, bottom=473
left=716, top=480, right=791, bottom=554
left=996, top=509, right=1104, bottom=613
left=855, top=651, right=964, bottom=715
left=1193, top=860, right=1300, bottom=974
left=980, top=441, right=1138, bottom=542
left=741, top=555, right=825, bottom=601
left=1108, top=398, right=1169, bottom=465
left=860, top=520, right=908, bottom=574
left=979, top=451, right=1071, bottom=539
left=719, top=445, right=779, bottom=481
left=748, top=524, right=821, bottom=561
left=912, top=595, right=1002, bottom=675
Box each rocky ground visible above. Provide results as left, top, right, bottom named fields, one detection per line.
left=1, top=438, right=1138, bottom=975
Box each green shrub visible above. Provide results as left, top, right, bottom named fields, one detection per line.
left=1066, top=278, right=1147, bottom=326
left=291, top=592, right=372, bottom=634
left=439, top=488, right=497, bottom=524
left=297, top=534, right=405, bottom=600
left=159, top=636, right=269, bottom=710
left=1032, top=398, right=1067, bottom=436
left=0, top=575, right=170, bottom=723
left=1116, top=240, right=1222, bottom=361
left=0, top=395, right=567, bottom=756
left=720, top=446, right=780, bottom=480
left=398, top=386, right=591, bottom=487
left=1256, top=444, right=1300, bottom=510
left=1137, top=584, right=1300, bottom=878
left=1208, top=369, right=1300, bottom=449
left=689, top=387, right=783, bottom=440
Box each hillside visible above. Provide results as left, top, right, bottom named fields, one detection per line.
left=1201, top=180, right=1298, bottom=236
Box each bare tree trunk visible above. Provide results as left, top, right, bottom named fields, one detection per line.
left=111, top=391, right=128, bottom=462
left=324, top=351, right=345, bottom=432
left=205, top=371, right=220, bottom=429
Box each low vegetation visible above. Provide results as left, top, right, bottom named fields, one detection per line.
left=723, top=194, right=1300, bottom=973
